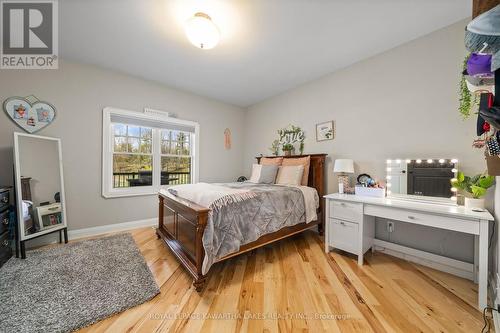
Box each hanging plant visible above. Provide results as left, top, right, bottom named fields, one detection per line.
left=459, top=55, right=473, bottom=119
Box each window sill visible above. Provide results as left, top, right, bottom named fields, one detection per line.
left=102, top=185, right=179, bottom=199
left=102, top=190, right=158, bottom=199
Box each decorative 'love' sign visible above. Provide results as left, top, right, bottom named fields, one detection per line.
left=3, top=95, right=56, bottom=133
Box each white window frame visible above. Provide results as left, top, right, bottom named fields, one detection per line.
left=102, top=107, right=200, bottom=198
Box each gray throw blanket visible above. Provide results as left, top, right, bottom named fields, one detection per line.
left=201, top=183, right=306, bottom=274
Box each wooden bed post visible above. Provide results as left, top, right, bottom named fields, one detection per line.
left=193, top=210, right=208, bottom=291
left=156, top=195, right=164, bottom=239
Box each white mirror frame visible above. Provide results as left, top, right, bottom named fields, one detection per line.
left=385, top=158, right=458, bottom=206
left=13, top=132, right=68, bottom=241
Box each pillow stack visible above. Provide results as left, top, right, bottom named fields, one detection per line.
left=250, top=156, right=311, bottom=186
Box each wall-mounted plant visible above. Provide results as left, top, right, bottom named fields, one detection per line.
left=459, top=56, right=472, bottom=119
left=458, top=55, right=481, bottom=119
left=276, top=125, right=305, bottom=156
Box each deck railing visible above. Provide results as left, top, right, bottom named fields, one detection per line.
left=113, top=171, right=191, bottom=188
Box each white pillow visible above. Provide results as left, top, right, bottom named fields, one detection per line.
left=276, top=165, right=304, bottom=186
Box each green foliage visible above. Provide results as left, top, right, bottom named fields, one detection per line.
left=282, top=143, right=294, bottom=151
left=459, top=55, right=472, bottom=119
left=451, top=172, right=495, bottom=198
left=269, top=140, right=280, bottom=156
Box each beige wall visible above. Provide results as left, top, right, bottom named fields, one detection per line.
left=243, top=20, right=485, bottom=263
left=0, top=60, right=245, bottom=231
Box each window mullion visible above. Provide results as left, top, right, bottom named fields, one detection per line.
left=152, top=128, right=161, bottom=189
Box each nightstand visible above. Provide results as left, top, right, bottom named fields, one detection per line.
left=324, top=194, right=375, bottom=265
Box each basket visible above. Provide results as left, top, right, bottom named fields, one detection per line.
left=354, top=186, right=385, bottom=198
left=486, top=155, right=500, bottom=176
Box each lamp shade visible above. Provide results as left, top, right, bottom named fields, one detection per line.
left=333, top=159, right=354, bottom=173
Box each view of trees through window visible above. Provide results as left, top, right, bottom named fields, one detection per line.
left=112, top=123, right=192, bottom=188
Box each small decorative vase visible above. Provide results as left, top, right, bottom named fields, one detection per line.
left=284, top=150, right=292, bottom=156
left=464, top=197, right=485, bottom=209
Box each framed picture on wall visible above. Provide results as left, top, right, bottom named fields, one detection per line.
left=316, top=121, right=334, bottom=141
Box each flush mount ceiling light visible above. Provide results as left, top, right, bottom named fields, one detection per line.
left=185, top=12, right=220, bottom=50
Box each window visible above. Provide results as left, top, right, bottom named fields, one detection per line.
left=102, top=107, right=199, bottom=198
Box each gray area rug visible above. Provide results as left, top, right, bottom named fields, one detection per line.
left=0, top=233, right=160, bottom=333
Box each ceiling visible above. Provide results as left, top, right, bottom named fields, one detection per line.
left=60, top=0, right=471, bottom=107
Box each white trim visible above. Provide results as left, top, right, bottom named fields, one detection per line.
left=489, top=272, right=498, bottom=306
left=13, top=132, right=68, bottom=241
left=493, top=311, right=500, bottom=333
left=373, top=239, right=474, bottom=280
left=68, top=218, right=157, bottom=240
left=492, top=272, right=499, bottom=332
left=102, top=107, right=200, bottom=198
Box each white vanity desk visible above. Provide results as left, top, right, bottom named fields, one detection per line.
left=324, top=193, right=494, bottom=310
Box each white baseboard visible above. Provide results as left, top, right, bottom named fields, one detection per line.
left=373, top=239, right=474, bottom=280
left=68, top=218, right=157, bottom=240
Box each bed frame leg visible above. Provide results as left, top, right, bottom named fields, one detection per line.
left=318, top=222, right=324, bottom=236
left=193, top=276, right=206, bottom=292
left=155, top=228, right=161, bottom=239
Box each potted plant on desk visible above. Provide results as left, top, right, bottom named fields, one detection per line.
left=451, top=172, right=494, bottom=209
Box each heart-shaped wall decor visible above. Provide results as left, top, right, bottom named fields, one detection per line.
left=3, top=96, right=56, bottom=133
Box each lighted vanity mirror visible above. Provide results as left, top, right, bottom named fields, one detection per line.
left=385, top=159, right=458, bottom=204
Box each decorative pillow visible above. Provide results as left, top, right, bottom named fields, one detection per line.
left=260, top=157, right=283, bottom=166
left=282, top=156, right=310, bottom=186
left=248, top=164, right=279, bottom=184
left=276, top=165, right=304, bottom=186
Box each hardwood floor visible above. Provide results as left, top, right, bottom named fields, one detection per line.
left=77, top=227, right=487, bottom=333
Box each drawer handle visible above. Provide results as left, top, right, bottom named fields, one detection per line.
left=340, top=221, right=346, bottom=226
left=1, top=197, right=7, bottom=203
left=340, top=202, right=346, bottom=206
left=2, top=218, right=8, bottom=225
left=408, top=216, right=415, bottom=220
left=2, top=240, right=8, bottom=246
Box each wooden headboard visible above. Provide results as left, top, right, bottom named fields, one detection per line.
left=255, top=154, right=327, bottom=210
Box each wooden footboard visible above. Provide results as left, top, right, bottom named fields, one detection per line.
left=156, top=191, right=209, bottom=291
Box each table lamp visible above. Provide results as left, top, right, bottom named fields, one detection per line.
left=333, top=159, right=354, bottom=194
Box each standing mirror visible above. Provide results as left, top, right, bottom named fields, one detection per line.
left=14, top=133, right=67, bottom=256
left=386, top=158, right=458, bottom=203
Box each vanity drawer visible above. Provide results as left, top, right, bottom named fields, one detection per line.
left=0, top=209, right=9, bottom=235
left=330, top=201, right=363, bottom=223
left=364, top=204, right=479, bottom=235
left=329, top=218, right=359, bottom=254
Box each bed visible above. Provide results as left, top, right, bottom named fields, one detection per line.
left=156, top=154, right=326, bottom=291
